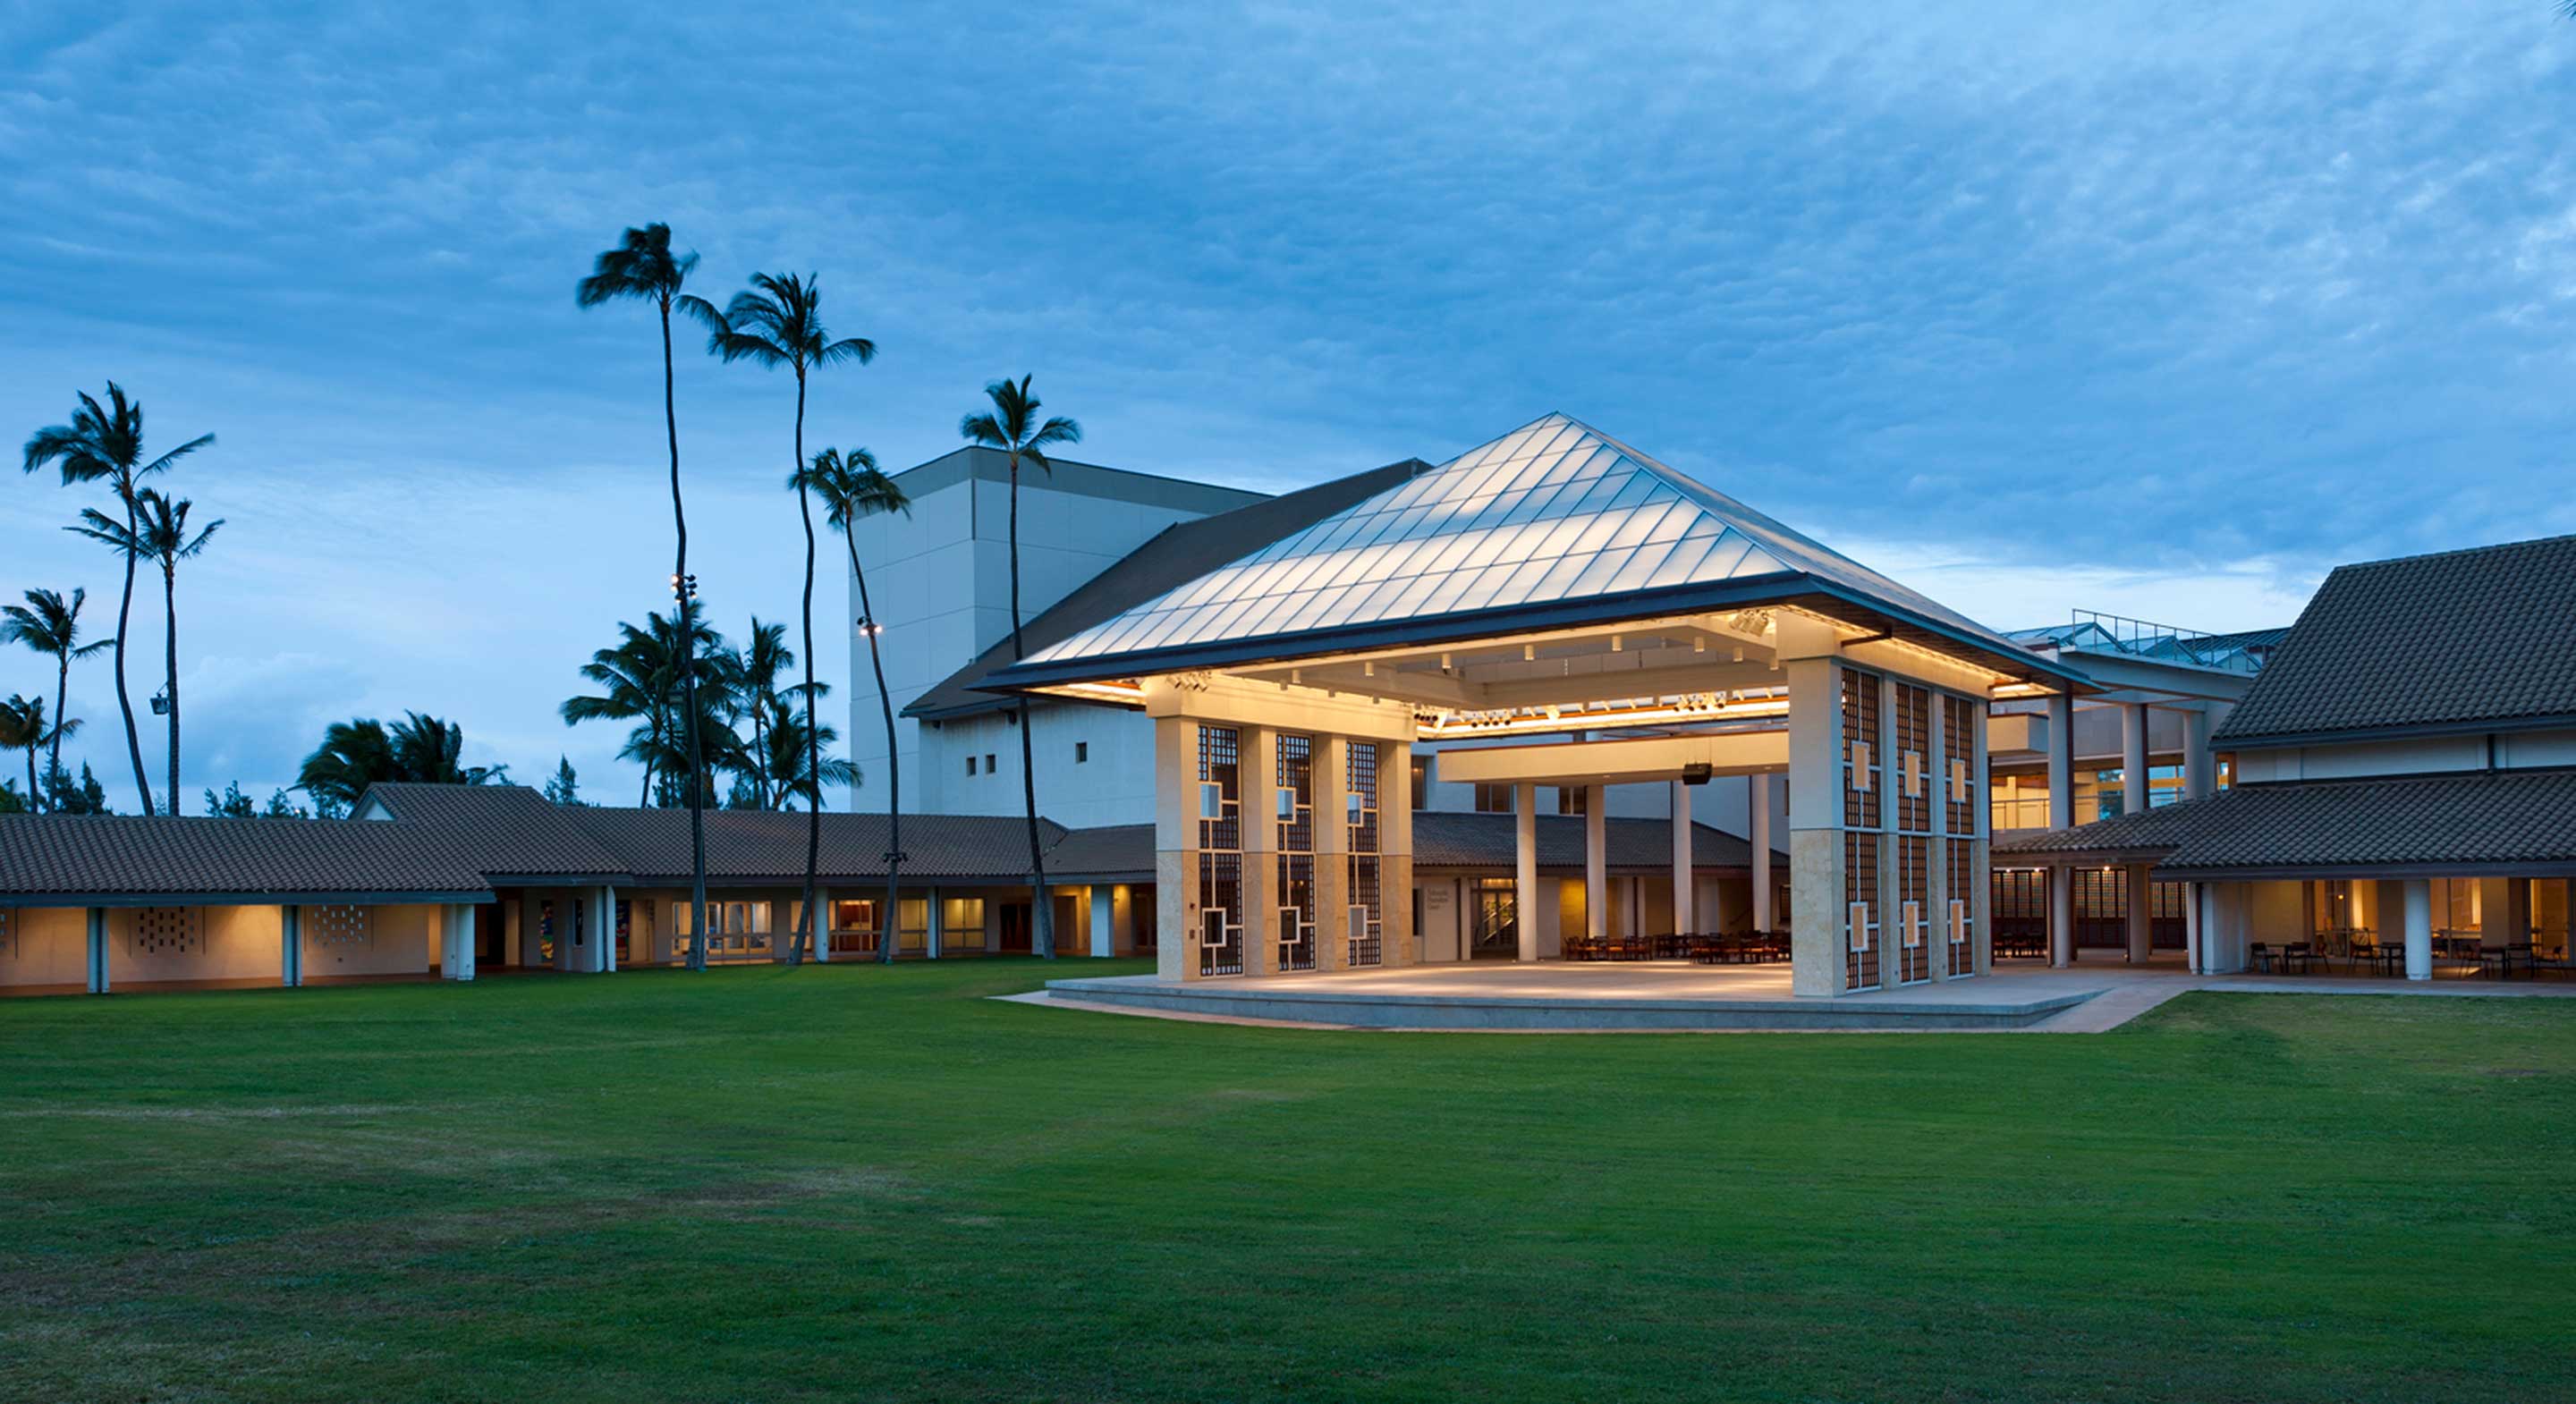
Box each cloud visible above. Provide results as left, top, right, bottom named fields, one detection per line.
left=2, top=0, right=2571, bottom=807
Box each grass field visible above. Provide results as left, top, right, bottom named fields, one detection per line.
left=3, top=961, right=2572, bottom=1402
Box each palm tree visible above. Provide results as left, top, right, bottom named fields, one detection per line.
left=961, top=376, right=1080, bottom=959
left=809, top=446, right=914, bottom=963
left=0, top=696, right=48, bottom=809
left=21, top=384, right=213, bottom=814
left=1, top=588, right=110, bottom=810
left=751, top=692, right=858, bottom=808
left=562, top=611, right=731, bottom=808
left=296, top=712, right=508, bottom=817
left=729, top=617, right=794, bottom=805
left=700, top=273, right=874, bottom=967
left=70, top=489, right=221, bottom=815
left=580, top=223, right=717, bottom=962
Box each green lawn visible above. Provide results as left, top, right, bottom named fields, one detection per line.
left=3, top=964, right=2572, bottom=1403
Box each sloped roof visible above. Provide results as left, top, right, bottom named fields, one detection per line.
left=1996, top=769, right=2576, bottom=875
left=990, top=414, right=2074, bottom=689
left=1042, top=823, right=1155, bottom=882
left=2214, top=534, right=2576, bottom=746
left=357, top=783, right=628, bottom=878
left=1412, top=811, right=1775, bottom=872
left=566, top=807, right=1070, bottom=885
left=0, top=814, right=493, bottom=903
left=905, top=457, right=1430, bottom=720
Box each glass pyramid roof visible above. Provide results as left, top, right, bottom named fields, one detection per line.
left=1016, top=413, right=2029, bottom=673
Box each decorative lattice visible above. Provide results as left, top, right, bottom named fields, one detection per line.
left=1895, top=683, right=1931, bottom=835
left=0, top=906, right=14, bottom=961
left=1842, top=666, right=1882, bottom=830
left=306, top=904, right=372, bottom=948
left=1897, top=835, right=1930, bottom=985
left=1946, top=839, right=1977, bottom=977
left=1843, top=832, right=1880, bottom=992
left=1277, top=733, right=1315, bottom=970
left=1944, top=694, right=1978, bottom=836
left=1198, top=725, right=1243, bottom=977
left=1345, top=742, right=1382, bottom=967
left=132, top=906, right=204, bottom=956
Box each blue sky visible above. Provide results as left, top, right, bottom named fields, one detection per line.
left=4, top=1, right=2572, bottom=811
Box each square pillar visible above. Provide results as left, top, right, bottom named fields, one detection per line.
left=283, top=905, right=305, bottom=987
left=1585, top=784, right=1608, bottom=942
left=1152, top=715, right=1195, bottom=981
left=2126, top=863, right=2154, bottom=963
left=1748, top=774, right=1774, bottom=933
left=1314, top=735, right=1352, bottom=971
left=600, top=887, right=620, bottom=972
left=1383, top=740, right=1417, bottom=968
left=1089, top=883, right=1116, bottom=958
left=1514, top=781, right=1539, bottom=962
left=2403, top=878, right=2433, bottom=980
left=1669, top=779, right=1695, bottom=940
left=87, top=907, right=108, bottom=994
left=2183, top=882, right=2202, bottom=974
left=926, top=888, right=944, bottom=960
left=812, top=886, right=832, bottom=963
left=1242, top=726, right=1283, bottom=977
left=1785, top=656, right=1845, bottom=998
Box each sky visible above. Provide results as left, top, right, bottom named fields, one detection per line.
left=3, top=1, right=2572, bottom=813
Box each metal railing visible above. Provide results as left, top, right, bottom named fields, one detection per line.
left=2067, top=610, right=2263, bottom=673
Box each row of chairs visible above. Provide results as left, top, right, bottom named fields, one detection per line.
left=1560, top=930, right=1792, bottom=963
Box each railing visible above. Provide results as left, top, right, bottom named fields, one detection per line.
left=2068, top=610, right=2263, bottom=673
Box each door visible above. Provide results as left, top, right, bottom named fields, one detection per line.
left=998, top=902, right=1033, bottom=953
left=1471, top=879, right=1519, bottom=960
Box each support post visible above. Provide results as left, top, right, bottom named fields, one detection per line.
left=1669, top=778, right=1695, bottom=941
left=1090, top=883, right=1115, bottom=958
left=2183, top=883, right=2201, bottom=974
left=927, top=888, right=944, bottom=960
left=1784, top=655, right=1843, bottom=998
left=1514, top=781, right=1539, bottom=962
left=2403, top=878, right=2432, bottom=981
left=812, top=886, right=831, bottom=963
left=283, top=905, right=303, bottom=987
left=1749, top=773, right=1774, bottom=933
left=1584, top=784, right=1607, bottom=946
left=87, top=907, right=108, bottom=994
left=2047, top=691, right=2075, bottom=968
left=2182, top=708, right=2215, bottom=801
left=2126, top=862, right=2155, bottom=964
left=2122, top=702, right=2152, bottom=819
left=1383, top=740, right=1416, bottom=968
left=450, top=904, right=476, bottom=982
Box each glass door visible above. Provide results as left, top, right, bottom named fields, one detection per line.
left=1471, top=878, right=1518, bottom=960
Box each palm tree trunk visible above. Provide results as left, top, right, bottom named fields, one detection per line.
left=47, top=653, right=69, bottom=813
left=162, top=564, right=179, bottom=815
left=1009, top=456, right=1054, bottom=960
left=789, top=369, right=818, bottom=968
left=848, top=538, right=902, bottom=965
left=112, top=489, right=153, bottom=816
left=663, top=296, right=712, bottom=974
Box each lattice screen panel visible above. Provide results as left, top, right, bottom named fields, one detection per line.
left=1346, top=741, right=1382, bottom=967
left=1198, top=725, right=1243, bottom=977
left=132, top=907, right=204, bottom=956
left=306, top=904, right=373, bottom=948
left=0, top=907, right=14, bottom=961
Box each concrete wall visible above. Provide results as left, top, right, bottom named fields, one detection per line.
left=2230, top=729, right=2576, bottom=782
left=845, top=451, right=1263, bottom=820
left=1, top=907, right=92, bottom=988
left=911, top=702, right=1160, bottom=829
left=298, top=903, right=436, bottom=980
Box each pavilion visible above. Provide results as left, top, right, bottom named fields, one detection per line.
left=988, top=414, right=2091, bottom=997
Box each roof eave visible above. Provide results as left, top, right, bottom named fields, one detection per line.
left=985, top=572, right=2089, bottom=695
left=2216, top=713, right=2576, bottom=750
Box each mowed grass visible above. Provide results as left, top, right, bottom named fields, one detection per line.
left=2, top=964, right=2572, bottom=1403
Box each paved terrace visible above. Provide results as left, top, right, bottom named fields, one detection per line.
left=1030, top=960, right=2576, bottom=1033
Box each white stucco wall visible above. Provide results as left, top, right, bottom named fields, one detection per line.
left=1, top=907, right=91, bottom=988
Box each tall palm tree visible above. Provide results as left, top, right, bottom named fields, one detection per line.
left=753, top=692, right=858, bottom=809
left=700, top=273, right=874, bottom=967
left=809, top=446, right=913, bottom=963
left=580, top=223, right=717, bottom=970
left=563, top=612, right=724, bottom=807
left=296, top=712, right=508, bottom=817
left=1, top=588, right=110, bottom=811
left=21, top=384, right=213, bottom=815
left=961, top=376, right=1080, bottom=960
left=70, top=489, right=220, bottom=815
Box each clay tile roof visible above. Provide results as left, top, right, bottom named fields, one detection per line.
left=0, top=813, right=491, bottom=903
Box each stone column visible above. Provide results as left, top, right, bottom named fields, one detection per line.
left=1926, top=691, right=1950, bottom=983
left=1669, top=779, right=1695, bottom=940
left=1152, top=715, right=1196, bottom=980
left=1785, top=656, right=1844, bottom=998
left=2182, top=708, right=2215, bottom=801
left=2122, top=702, right=2152, bottom=818
left=1242, top=726, right=1282, bottom=977
left=2403, top=878, right=2433, bottom=981
left=2125, top=863, right=2155, bottom=963
left=1090, top=883, right=1116, bottom=959
left=1383, top=740, right=1417, bottom=968
left=2047, top=691, right=2075, bottom=968
left=1749, top=773, right=1774, bottom=933
left=1585, top=784, right=1608, bottom=945
left=1514, top=781, right=1540, bottom=962
left=1315, top=735, right=1352, bottom=971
